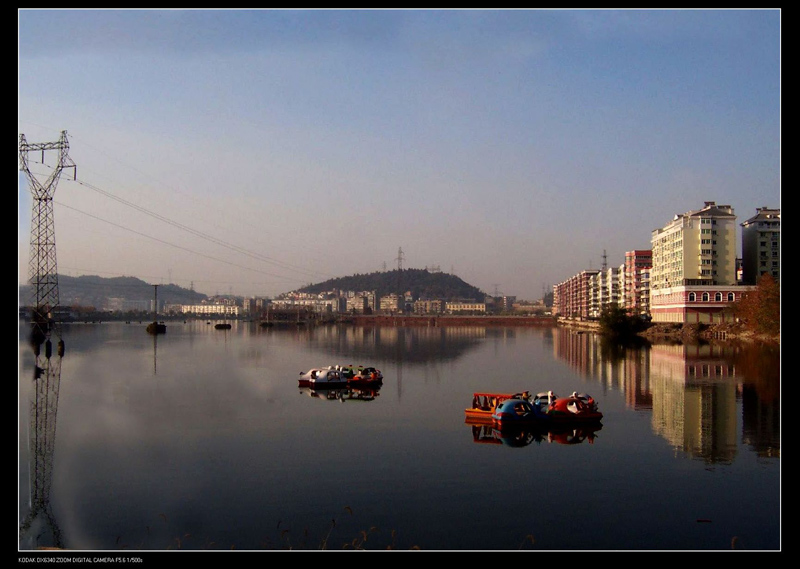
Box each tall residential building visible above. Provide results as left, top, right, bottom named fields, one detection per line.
left=740, top=207, right=780, bottom=285
left=650, top=201, right=738, bottom=290
left=590, top=266, right=621, bottom=318
left=552, top=270, right=600, bottom=320
left=649, top=202, right=745, bottom=324
left=624, top=250, right=652, bottom=316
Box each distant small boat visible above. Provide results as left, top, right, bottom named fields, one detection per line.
left=214, top=323, right=232, bottom=330
left=299, top=386, right=380, bottom=402
left=146, top=322, right=166, bottom=335
left=298, top=367, right=347, bottom=388
left=298, top=366, right=384, bottom=389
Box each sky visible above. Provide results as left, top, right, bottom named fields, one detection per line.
left=18, top=9, right=781, bottom=300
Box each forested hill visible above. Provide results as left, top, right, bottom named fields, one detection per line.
left=19, top=275, right=207, bottom=308
left=295, top=269, right=485, bottom=301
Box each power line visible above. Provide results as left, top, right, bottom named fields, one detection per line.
left=20, top=138, right=337, bottom=286
left=70, top=177, right=331, bottom=281
left=55, top=201, right=308, bottom=284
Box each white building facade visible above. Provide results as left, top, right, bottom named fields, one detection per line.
left=650, top=201, right=749, bottom=323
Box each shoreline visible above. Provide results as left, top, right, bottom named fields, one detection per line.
left=21, top=314, right=780, bottom=344
left=637, top=321, right=780, bottom=344
left=344, top=314, right=555, bottom=327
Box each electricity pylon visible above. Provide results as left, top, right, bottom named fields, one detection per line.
left=19, top=131, right=75, bottom=346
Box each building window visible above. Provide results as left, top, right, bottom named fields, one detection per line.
left=688, top=292, right=696, bottom=302
left=702, top=292, right=710, bottom=302
left=715, top=292, right=722, bottom=302
left=727, top=292, right=735, bottom=302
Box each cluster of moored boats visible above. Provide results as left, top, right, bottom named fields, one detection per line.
left=298, top=365, right=384, bottom=389
left=296, top=367, right=603, bottom=429
left=465, top=390, right=603, bottom=427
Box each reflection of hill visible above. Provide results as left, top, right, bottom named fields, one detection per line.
left=304, top=324, right=487, bottom=365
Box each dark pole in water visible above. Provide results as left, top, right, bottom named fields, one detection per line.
left=146, top=284, right=166, bottom=334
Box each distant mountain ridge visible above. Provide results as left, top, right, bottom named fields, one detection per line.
left=295, top=268, right=485, bottom=301
left=19, top=275, right=207, bottom=309
left=18, top=270, right=485, bottom=309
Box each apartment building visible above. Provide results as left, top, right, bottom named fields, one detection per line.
left=650, top=201, right=738, bottom=289
left=174, top=303, right=241, bottom=316
left=552, top=270, right=600, bottom=320
left=741, top=207, right=780, bottom=285
left=269, top=297, right=338, bottom=314
left=593, top=266, right=622, bottom=319
left=445, top=301, right=487, bottom=314
left=649, top=201, right=747, bottom=323
left=379, top=293, right=402, bottom=313
left=413, top=299, right=444, bottom=314
left=624, top=250, right=652, bottom=317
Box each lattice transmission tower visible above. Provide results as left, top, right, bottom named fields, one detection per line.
left=19, top=130, right=75, bottom=347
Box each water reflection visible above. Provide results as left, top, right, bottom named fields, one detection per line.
left=302, top=324, right=488, bottom=364
left=19, top=344, right=64, bottom=550
left=467, top=422, right=602, bottom=448
left=16, top=322, right=780, bottom=551
left=552, top=328, right=780, bottom=463
left=298, top=386, right=381, bottom=402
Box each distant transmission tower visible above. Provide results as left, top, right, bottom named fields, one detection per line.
left=395, top=247, right=405, bottom=271
left=19, top=131, right=75, bottom=347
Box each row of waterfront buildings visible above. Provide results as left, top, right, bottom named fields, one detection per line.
left=162, top=289, right=521, bottom=318
left=553, top=202, right=780, bottom=324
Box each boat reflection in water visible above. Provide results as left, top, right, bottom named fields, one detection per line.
left=467, top=421, right=602, bottom=448
left=298, top=386, right=381, bottom=403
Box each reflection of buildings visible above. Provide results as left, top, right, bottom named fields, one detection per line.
left=741, top=383, right=780, bottom=458
left=552, top=328, right=646, bottom=406
left=305, top=324, right=488, bottom=402
left=648, top=343, right=738, bottom=463
left=552, top=328, right=779, bottom=463
left=19, top=347, right=64, bottom=549
left=308, top=324, right=487, bottom=365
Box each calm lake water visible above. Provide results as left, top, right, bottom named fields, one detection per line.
left=18, top=321, right=780, bottom=552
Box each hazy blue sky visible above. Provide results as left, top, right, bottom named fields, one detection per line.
left=18, top=9, right=780, bottom=300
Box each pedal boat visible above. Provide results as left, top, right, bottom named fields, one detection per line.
left=465, top=391, right=532, bottom=424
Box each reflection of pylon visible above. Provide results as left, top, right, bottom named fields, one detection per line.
left=19, top=353, right=64, bottom=549
left=19, top=131, right=75, bottom=345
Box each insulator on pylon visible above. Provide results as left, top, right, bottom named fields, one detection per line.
left=57, top=340, right=65, bottom=357
left=45, top=340, right=52, bottom=359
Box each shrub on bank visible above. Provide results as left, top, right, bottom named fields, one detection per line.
left=598, top=304, right=648, bottom=339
